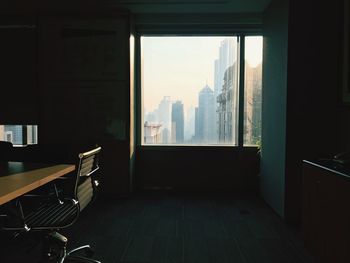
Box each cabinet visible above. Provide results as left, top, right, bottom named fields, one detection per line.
left=302, top=161, right=350, bottom=263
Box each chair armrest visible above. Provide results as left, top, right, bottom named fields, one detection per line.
left=22, top=194, right=53, bottom=198
left=22, top=183, right=66, bottom=204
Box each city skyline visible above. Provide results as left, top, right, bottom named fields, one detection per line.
left=142, top=36, right=262, bottom=145
left=142, top=36, right=262, bottom=114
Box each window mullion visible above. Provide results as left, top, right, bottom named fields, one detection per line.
left=136, top=34, right=142, bottom=146
left=238, top=35, right=245, bottom=148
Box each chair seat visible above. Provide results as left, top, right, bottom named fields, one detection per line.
left=24, top=200, right=79, bottom=229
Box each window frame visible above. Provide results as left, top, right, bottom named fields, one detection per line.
left=135, top=31, right=262, bottom=149
left=0, top=124, right=38, bottom=146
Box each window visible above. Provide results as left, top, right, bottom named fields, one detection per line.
left=244, top=36, right=263, bottom=146
left=141, top=35, right=262, bottom=146
left=0, top=125, right=38, bottom=146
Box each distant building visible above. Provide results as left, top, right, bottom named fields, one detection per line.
left=157, top=96, right=172, bottom=143
left=184, top=106, right=195, bottom=142
left=214, top=38, right=237, bottom=98
left=194, top=107, right=199, bottom=142
left=217, top=64, right=239, bottom=144
left=195, top=85, right=216, bottom=143
left=4, top=125, right=23, bottom=145
left=145, top=110, right=158, bottom=123
left=171, top=123, right=177, bottom=144
left=162, top=128, right=170, bottom=144
left=244, top=63, right=262, bottom=145
left=144, top=121, right=162, bottom=144
left=171, top=101, right=184, bottom=143
left=214, top=38, right=237, bottom=140
left=217, top=62, right=261, bottom=145
left=28, top=125, right=38, bottom=144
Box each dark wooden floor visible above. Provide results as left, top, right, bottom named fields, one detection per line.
left=1, top=193, right=314, bottom=263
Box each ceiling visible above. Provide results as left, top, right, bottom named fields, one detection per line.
left=105, top=0, right=273, bottom=14
left=0, top=0, right=272, bottom=15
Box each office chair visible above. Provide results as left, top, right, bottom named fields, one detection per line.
left=2, top=146, right=102, bottom=263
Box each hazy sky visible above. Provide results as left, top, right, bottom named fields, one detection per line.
left=142, top=36, right=262, bottom=113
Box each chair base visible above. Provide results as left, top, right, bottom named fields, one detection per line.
left=43, top=232, right=101, bottom=263
left=61, top=245, right=101, bottom=263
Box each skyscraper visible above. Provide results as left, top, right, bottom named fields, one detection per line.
left=194, top=107, right=199, bottom=142
left=157, top=96, right=172, bottom=143
left=184, top=106, right=195, bottom=142
left=171, top=101, right=184, bottom=143
left=244, top=63, right=262, bottom=145
left=214, top=38, right=238, bottom=141
left=217, top=64, right=239, bottom=144
left=195, top=85, right=216, bottom=143
left=214, top=38, right=237, bottom=99
left=144, top=121, right=163, bottom=144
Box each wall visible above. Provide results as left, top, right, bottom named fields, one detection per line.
left=136, top=147, right=259, bottom=192
left=0, top=9, right=133, bottom=196
left=263, top=0, right=350, bottom=223
left=285, top=0, right=350, bottom=223
left=261, top=0, right=289, bottom=217
left=0, top=17, right=38, bottom=124
left=38, top=15, right=132, bottom=196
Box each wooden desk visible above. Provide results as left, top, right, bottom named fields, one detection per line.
left=0, top=162, right=75, bottom=205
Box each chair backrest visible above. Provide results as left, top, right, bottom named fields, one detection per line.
left=74, top=146, right=101, bottom=211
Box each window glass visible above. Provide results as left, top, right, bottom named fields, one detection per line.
left=244, top=36, right=263, bottom=146
left=0, top=125, right=38, bottom=146
left=141, top=36, right=239, bottom=145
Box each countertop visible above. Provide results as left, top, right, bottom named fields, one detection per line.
left=303, top=159, right=350, bottom=179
